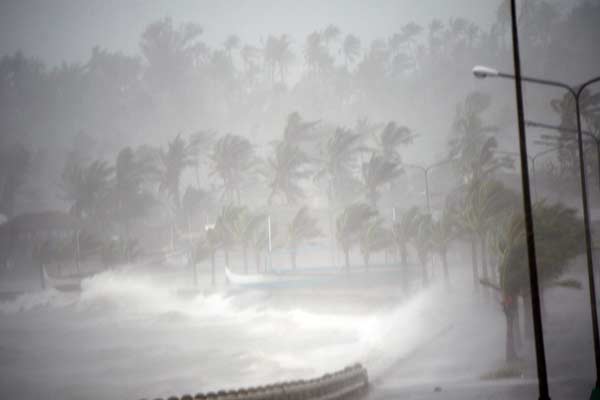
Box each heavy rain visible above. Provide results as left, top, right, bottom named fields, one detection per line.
left=1, top=1, right=599, bottom=399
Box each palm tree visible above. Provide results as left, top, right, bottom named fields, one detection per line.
left=375, top=122, right=416, bottom=163
left=282, top=112, right=320, bottom=145
left=342, top=34, right=361, bottom=68
left=288, top=207, right=321, bottom=269
left=455, top=179, right=518, bottom=292
left=189, top=130, right=216, bottom=188
left=361, top=153, right=403, bottom=207
left=411, top=213, right=433, bottom=287
left=392, top=207, right=421, bottom=293
left=488, top=202, right=583, bottom=362
left=194, top=227, right=222, bottom=286
left=214, top=204, right=245, bottom=268
left=61, top=158, right=113, bottom=220
left=249, top=219, right=271, bottom=272
left=430, top=206, right=456, bottom=287
left=181, top=186, right=213, bottom=233
left=157, top=134, right=197, bottom=212
left=336, top=203, right=378, bottom=271
left=265, top=142, right=312, bottom=205
left=264, top=34, right=294, bottom=84
left=227, top=208, right=265, bottom=274
left=209, top=134, right=255, bottom=204
left=359, top=218, right=393, bottom=269
left=304, top=31, right=334, bottom=74
left=0, top=142, right=30, bottom=218
left=112, top=147, right=155, bottom=236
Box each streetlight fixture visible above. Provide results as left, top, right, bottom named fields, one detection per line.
left=473, top=64, right=600, bottom=393
left=403, top=158, right=455, bottom=215
left=526, top=119, right=600, bottom=191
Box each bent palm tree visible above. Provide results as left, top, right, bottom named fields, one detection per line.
left=336, top=203, right=378, bottom=271
left=490, top=201, right=583, bottom=362
left=210, top=134, right=255, bottom=204
left=359, top=218, right=393, bottom=269
left=288, top=207, right=321, bottom=269
left=361, top=153, right=403, bottom=207
left=265, top=142, right=312, bottom=205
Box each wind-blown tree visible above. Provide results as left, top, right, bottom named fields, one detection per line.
left=375, top=121, right=416, bottom=163
left=449, top=92, right=511, bottom=183
left=488, top=202, right=583, bottom=362
left=305, top=31, right=334, bottom=75
left=189, top=129, right=216, bottom=188
left=265, top=142, right=312, bottom=205
left=361, top=153, right=403, bottom=207
left=342, top=34, right=361, bottom=68
left=455, top=179, right=518, bottom=292
left=227, top=208, right=265, bottom=273
left=392, top=207, right=422, bottom=293
left=210, top=134, right=255, bottom=204
left=61, top=158, right=113, bottom=221
left=287, top=206, right=321, bottom=269
left=194, top=227, right=222, bottom=286
left=430, top=205, right=456, bottom=287
left=315, top=127, right=363, bottom=203
left=214, top=204, right=245, bottom=268
left=0, top=142, right=30, bottom=218
left=359, top=218, right=393, bottom=269
left=157, top=134, right=197, bottom=212
left=112, top=147, right=155, bottom=236
left=282, top=112, right=320, bottom=145
left=411, top=213, right=433, bottom=287
left=336, top=203, right=378, bottom=271
left=181, top=186, right=213, bottom=232
left=264, top=34, right=294, bottom=84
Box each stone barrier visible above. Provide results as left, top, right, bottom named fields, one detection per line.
left=139, top=363, right=369, bottom=400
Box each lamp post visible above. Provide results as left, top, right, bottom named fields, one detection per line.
left=495, top=148, right=561, bottom=201
left=473, top=65, right=600, bottom=394
left=403, top=159, right=454, bottom=215
left=526, top=119, right=600, bottom=191
left=475, top=1, right=550, bottom=397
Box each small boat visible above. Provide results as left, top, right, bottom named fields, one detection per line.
left=42, top=266, right=91, bottom=291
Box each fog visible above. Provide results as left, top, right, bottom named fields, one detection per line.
left=1, top=0, right=599, bottom=399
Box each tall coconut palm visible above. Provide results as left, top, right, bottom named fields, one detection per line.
left=288, top=207, right=321, bottom=269
left=336, top=203, right=378, bottom=271
left=227, top=208, right=265, bottom=274
left=264, top=34, right=294, bottom=84
left=430, top=205, right=456, bottom=287
left=214, top=204, right=245, bottom=268
left=455, top=179, right=518, bottom=292
left=157, top=134, right=197, bottom=212
left=112, top=147, right=155, bottom=236
left=194, top=227, right=222, bottom=286
left=361, top=153, right=403, bottom=207
left=375, top=122, right=416, bottom=163
left=189, top=129, right=216, bottom=188
left=282, top=112, right=320, bottom=145
left=265, top=142, right=312, bottom=205
left=209, top=134, right=255, bottom=204
left=342, top=34, right=361, bottom=68
left=411, top=213, right=433, bottom=287
left=359, top=218, right=393, bottom=269
left=488, top=202, right=583, bottom=362
left=61, top=158, right=114, bottom=221
left=392, top=207, right=422, bottom=293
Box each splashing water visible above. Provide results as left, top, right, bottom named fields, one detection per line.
left=0, top=267, right=441, bottom=400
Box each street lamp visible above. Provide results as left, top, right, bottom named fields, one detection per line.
left=526, top=119, right=600, bottom=191
left=403, top=158, right=454, bottom=215
left=473, top=64, right=600, bottom=392
left=495, top=148, right=561, bottom=201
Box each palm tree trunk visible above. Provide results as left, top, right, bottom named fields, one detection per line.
left=344, top=248, right=350, bottom=272
left=470, top=236, right=479, bottom=294
left=505, top=305, right=518, bottom=362
left=290, top=247, right=297, bottom=270
left=442, top=250, right=450, bottom=288
left=480, top=234, right=489, bottom=299
left=243, top=244, right=248, bottom=274
left=211, top=252, right=216, bottom=286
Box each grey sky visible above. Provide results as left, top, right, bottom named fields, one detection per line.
left=0, top=0, right=500, bottom=66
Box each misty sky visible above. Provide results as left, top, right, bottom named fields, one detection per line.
left=0, top=0, right=504, bottom=65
